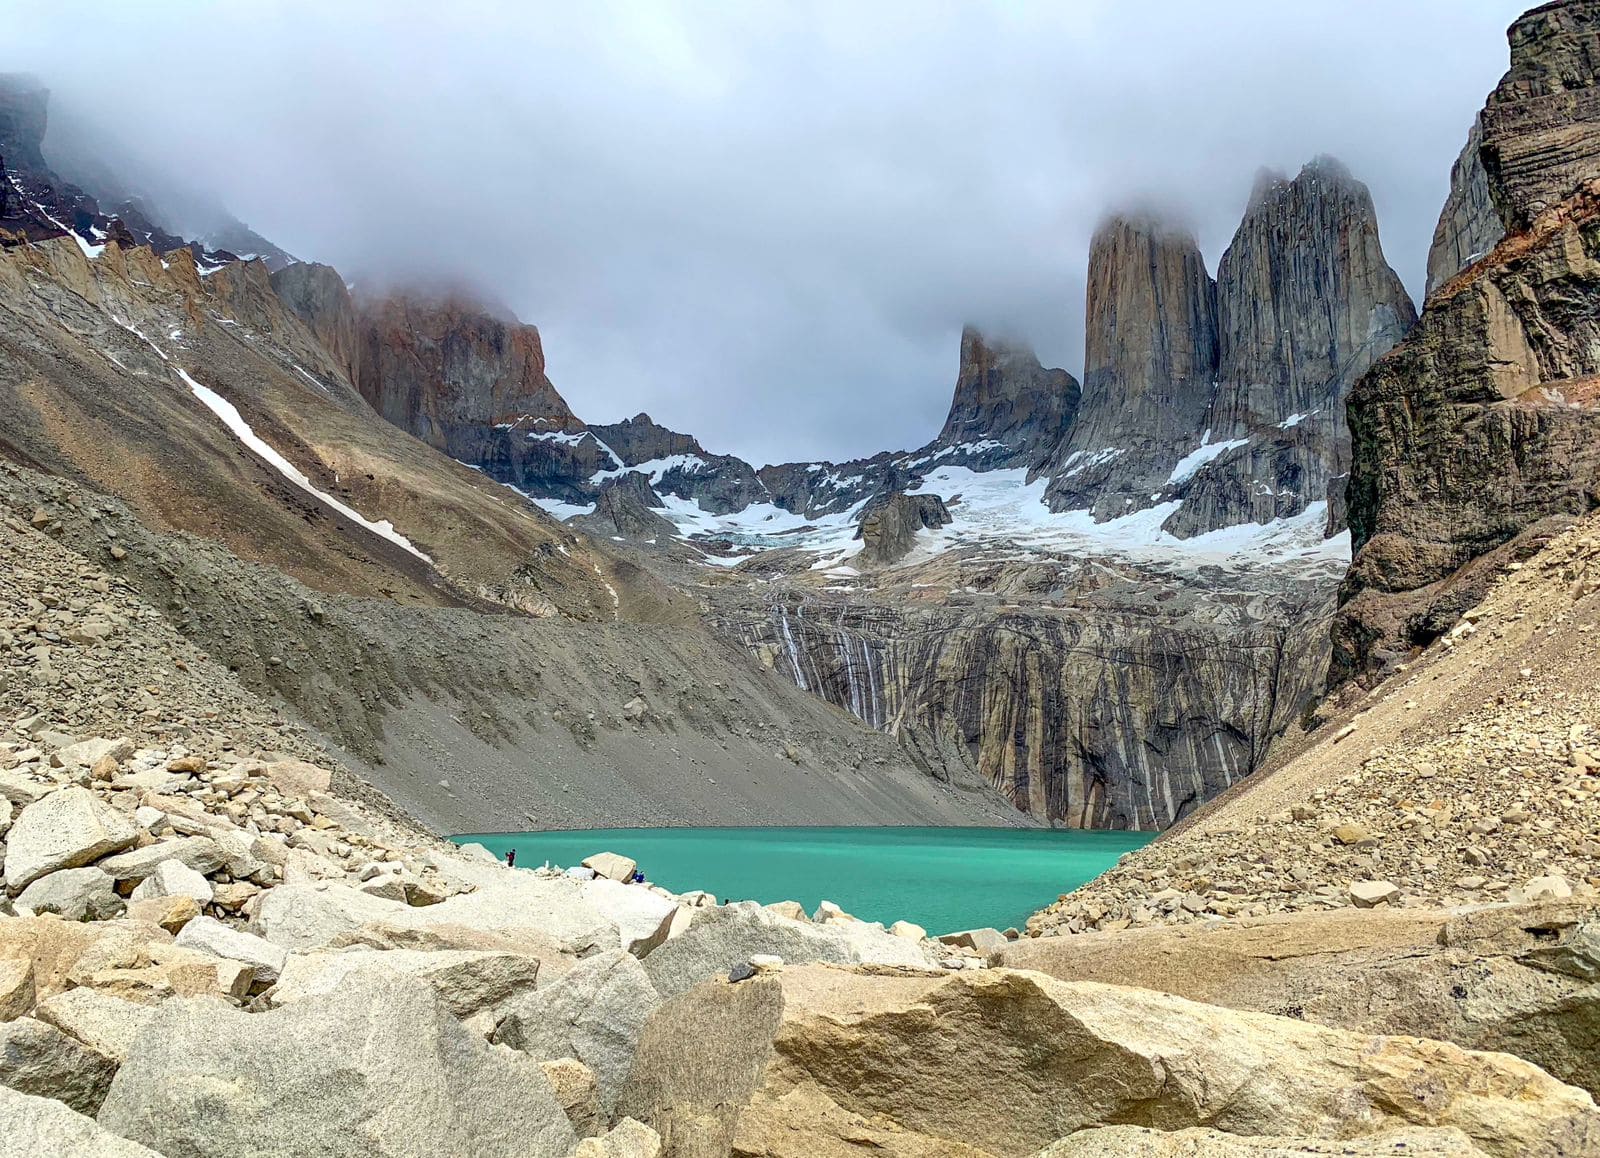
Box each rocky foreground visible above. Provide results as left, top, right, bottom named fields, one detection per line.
left=0, top=489, right=1597, bottom=1157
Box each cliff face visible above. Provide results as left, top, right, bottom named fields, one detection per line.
left=270, top=262, right=361, bottom=385
left=1336, top=1, right=1600, bottom=684
left=345, top=291, right=628, bottom=502
left=1481, top=0, right=1600, bottom=230
left=1040, top=174, right=1411, bottom=540
left=709, top=559, right=1333, bottom=830
left=935, top=327, right=1080, bottom=469
left=1426, top=117, right=1506, bottom=296
left=1046, top=216, right=1219, bottom=517
left=1161, top=161, right=1415, bottom=538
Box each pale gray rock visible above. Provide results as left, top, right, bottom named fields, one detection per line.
left=582, top=878, right=677, bottom=957
left=641, top=901, right=932, bottom=999
left=0, top=959, right=33, bottom=1022
left=130, top=859, right=213, bottom=906
left=1040, top=1124, right=1492, bottom=1156
left=268, top=947, right=539, bottom=1020
left=52, top=737, right=133, bottom=769
left=493, top=949, right=659, bottom=1113
left=255, top=875, right=626, bottom=956
left=14, top=867, right=122, bottom=921
left=173, top=916, right=289, bottom=985
left=0, top=771, right=48, bottom=809
left=583, top=851, right=638, bottom=883
left=0, top=1015, right=117, bottom=1116
left=575, top=1117, right=662, bottom=1158
left=98, top=970, right=578, bottom=1157
left=3, top=787, right=137, bottom=892
left=32, top=989, right=156, bottom=1063
left=97, top=836, right=227, bottom=882
left=0, top=1083, right=164, bottom=1158
left=1426, top=115, right=1505, bottom=296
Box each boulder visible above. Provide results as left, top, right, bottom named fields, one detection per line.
left=14, top=868, right=122, bottom=921
left=3, top=787, right=137, bottom=892
left=267, top=947, right=539, bottom=1020
left=641, top=901, right=932, bottom=999
left=540, top=1057, right=603, bottom=1138
left=1039, top=1125, right=1490, bottom=1156
left=0, top=1083, right=165, bottom=1157
left=97, top=969, right=578, bottom=1157
left=130, top=860, right=213, bottom=906
left=0, top=914, right=172, bottom=1006
left=124, top=895, right=201, bottom=933
left=493, top=949, right=660, bottom=1113
left=52, top=737, right=133, bottom=769
left=616, top=965, right=1600, bottom=1158
left=32, top=988, right=156, bottom=1062
left=257, top=759, right=332, bottom=797
left=0, top=798, right=12, bottom=838
left=0, top=772, right=49, bottom=809
left=96, top=836, right=227, bottom=882
left=938, top=927, right=1007, bottom=954
left=889, top=920, right=928, bottom=941
left=1348, top=880, right=1400, bottom=908
left=998, top=902, right=1600, bottom=1098
left=0, top=959, right=33, bottom=1022
left=583, top=877, right=677, bottom=956
left=763, top=901, right=808, bottom=922
left=583, top=852, right=638, bottom=883
left=0, top=1015, right=117, bottom=1115
left=255, top=876, right=624, bottom=956
left=575, top=1118, right=662, bottom=1158
left=173, top=916, right=289, bottom=985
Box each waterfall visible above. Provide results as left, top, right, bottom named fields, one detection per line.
left=778, top=605, right=808, bottom=692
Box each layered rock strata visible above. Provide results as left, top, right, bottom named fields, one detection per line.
left=1338, top=1, right=1600, bottom=682
left=708, top=554, right=1335, bottom=829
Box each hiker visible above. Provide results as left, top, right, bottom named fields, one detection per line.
left=505, top=848, right=517, bottom=868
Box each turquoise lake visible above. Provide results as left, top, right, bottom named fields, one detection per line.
left=450, top=826, right=1152, bottom=935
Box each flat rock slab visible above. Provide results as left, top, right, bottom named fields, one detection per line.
left=3, top=787, right=137, bottom=892
left=617, top=964, right=1600, bottom=1158
left=98, top=968, right=578, bottom=1158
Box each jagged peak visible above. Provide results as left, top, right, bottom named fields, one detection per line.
left=1246, top=156, right=1367, bottom=215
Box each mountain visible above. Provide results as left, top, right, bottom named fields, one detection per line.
left=0, top=83, right=1018, bottom=834
left=367, top=157, right=1403, bottom=828
left=0, top=75, right=288, bottom=271
left=1336, top=0, right=1600, bottom=685
left=1043, top=214, right=1220, bottom=518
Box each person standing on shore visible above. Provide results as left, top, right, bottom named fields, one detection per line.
left=505, top=848, right=517, bottom=868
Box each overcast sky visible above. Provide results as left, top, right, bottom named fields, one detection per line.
left=12, top=1, right=1525, bottom=465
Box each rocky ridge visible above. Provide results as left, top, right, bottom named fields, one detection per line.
left=1338, top=0, right=1600, bottom=684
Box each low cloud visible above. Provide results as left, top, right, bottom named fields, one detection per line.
left=12, top=0, right=1524, bottom=464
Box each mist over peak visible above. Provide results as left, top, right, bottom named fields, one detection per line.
left=8, top=0, right=1524, bottom=465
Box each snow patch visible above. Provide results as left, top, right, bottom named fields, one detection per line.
left=1166, top=432, right=1249, bottom=486
left=591, top=453, right=708, bottom=486
left=176, top=368, right=433, bottom=563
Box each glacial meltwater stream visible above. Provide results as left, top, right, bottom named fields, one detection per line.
left=450, top=827, right=1152, bottom=935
